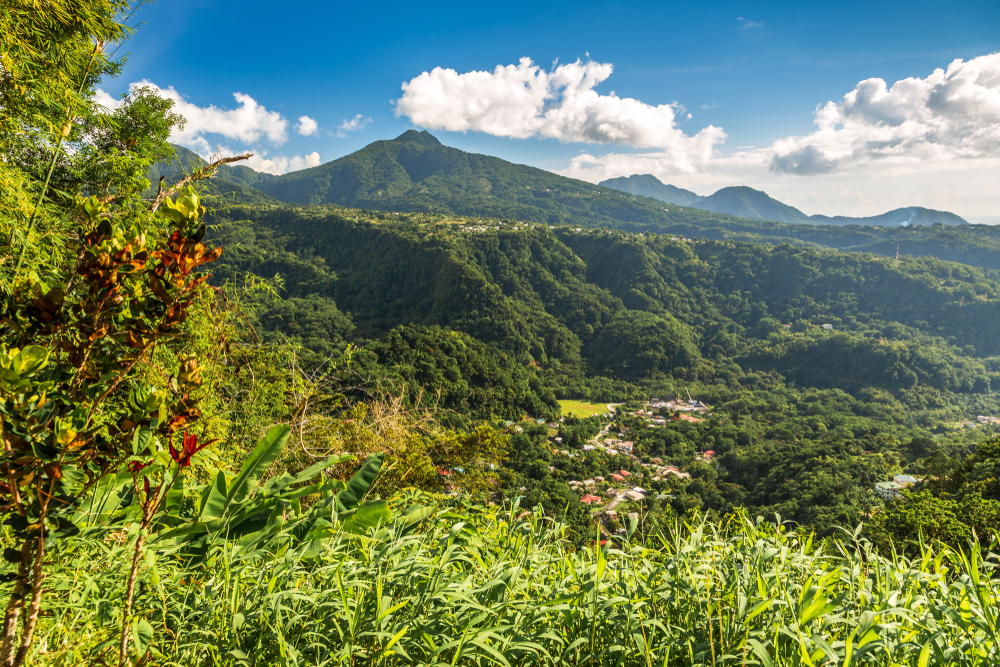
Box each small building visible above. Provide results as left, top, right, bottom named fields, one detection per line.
left=703, top=450, right=716, bottom=460
left=875, top=481, right=905, bottom=500
left=822, top=324, right=834, bottom=330
left=580, top=494, right=602, bottom=504
left=583, top=479, right=595, bottom=486
left=627, top=512, right=639, bottom=523
left=606, top=488, right=618, bottom=497
left=619, top=470, right=631, bottom=478
left=651, top=457, right=663, bottom=465
left=604, top=510, right=618, bottom=519
left=632, top=487, right=646, bottom=494
left=894, top=474, right=920, bottom=486
left=624, top=490, right=645, bottom=501
left=611, top=474, right=624, bottom=482
left=594, top=476, right=605, bottom=482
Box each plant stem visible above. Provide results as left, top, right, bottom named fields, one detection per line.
left=118, top=531, right=146, bottom=666
left=11, top=533, right=44, bottom=667
left=0, top=541, right=30, bottom=667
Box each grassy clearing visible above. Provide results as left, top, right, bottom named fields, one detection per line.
left=558, top=399, right=608, bottom=418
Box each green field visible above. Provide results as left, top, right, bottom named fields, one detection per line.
left=558, top=399, right=608, bottom=418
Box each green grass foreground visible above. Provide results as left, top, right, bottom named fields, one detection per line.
left=26, top=504, right=1000, bottom=666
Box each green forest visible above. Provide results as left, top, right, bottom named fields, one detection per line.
left=4, top=2, right=1000, bottom=665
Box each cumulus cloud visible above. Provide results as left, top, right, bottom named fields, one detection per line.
left=93, top=88, right=122, bottom=111
left=296, top=116, right=318, bottom=136
left=336, top=114, right=371, bottom=137
left=123, top=80, right=289, bottom=153
left=770, top=145, right=840, bottom=175
left=768, top=53, right=1000, bottom=174
left=92, top=81, right=324, bottom=174
left=395, top=57, right=725, bottom=172
left=559, top=52, right=1000, bottom=188
left=245, top=150, right=321, bottom=175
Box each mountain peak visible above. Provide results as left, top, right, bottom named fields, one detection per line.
left=598, top=174, right=702, bottom=206
left=393, top=129, right=442, bottom=146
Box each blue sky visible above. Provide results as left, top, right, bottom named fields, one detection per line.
left=101, top=0, right=1000, bottom=220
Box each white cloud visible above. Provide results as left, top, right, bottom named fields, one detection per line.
left=336, top=114, right=371, bottom=137
left=126, top=80, right=289, bottom=150
left=93, top=82, right=325, bottom=175
left=296, top=115, right=318, bottom=136
left=244, top=150, right=322, bottom=175
left=553, top=53, right=1000, bottom=218
left=395, top=57, right=725, bottom=172
left=768, top=52, right=1000, bottom=174
left=93, top=88, right=123, bottom=111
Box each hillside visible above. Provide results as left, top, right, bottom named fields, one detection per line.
left=813, top=206, right=969, bottom=227
left=147, top=145, right=278, bottom=205
left=208, top=203, right=1000, bottom=533
left=597, top=174, right=702, bottom=205
left=696, top=185, right=813, bottom=223
left=150, top=141, right=1000, bottom=272
left=600, top=173, right=968, bottom=228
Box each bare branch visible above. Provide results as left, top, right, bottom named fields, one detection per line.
left=150, top=153, right=253, bottom=213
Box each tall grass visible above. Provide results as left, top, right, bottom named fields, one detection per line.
left=19, top=505, right=1000, bottom=665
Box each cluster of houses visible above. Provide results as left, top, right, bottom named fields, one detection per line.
left=958, top=415, right=1000, bottom=429
left=874, top=474, right=921, bottom=499
left=634, top=398, right=709, bottom=428
left=569, top=470, right=652, bottom=507
left=600, top=437, right=634, bottom=453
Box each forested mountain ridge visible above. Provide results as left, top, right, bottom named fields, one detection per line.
left=209, top=202, right=1000, bottom=533
left=147, top=144, right=278, bottom=204
left=213, top=204, right=1000, bottom=400
left=153, top=141, right=1000, bottom=273
left=600, top=174, right=968, bottom=227
left=596, top=174, right=702, bottom=205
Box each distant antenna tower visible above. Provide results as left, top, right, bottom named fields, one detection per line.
left=896, top=244, right=900, bottom=266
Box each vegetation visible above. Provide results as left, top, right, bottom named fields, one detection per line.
left=171, top=134, right=1000, bottom=273
left=4, top=3, right=1000, bottom=664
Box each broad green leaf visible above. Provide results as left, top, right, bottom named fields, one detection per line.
left=918, top=642, right=931, bottom=667
left=336, top=452, right=384, bottom=510
left=132, top=428, right=152, bottom=456
left=339, top=499, right=391, bottom=534
left=164, top=469, right=185, bottom=514
left=11, top=345, right=49, bottom=376
left=199, top=472, right=228, bottom=522
left=132, top=618, right=154, bottom=656
left=228, top=425, right=290, bottom=504
left=746, top=639, right=774, bottom=667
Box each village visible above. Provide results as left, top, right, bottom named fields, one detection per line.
left=544, top=396, right=714, bottom=535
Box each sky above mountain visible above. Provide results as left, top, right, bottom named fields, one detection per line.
left=98, top=0, right=1000, bottom=222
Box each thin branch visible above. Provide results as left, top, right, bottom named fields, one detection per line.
left=149, top=153, right=253, bottom=213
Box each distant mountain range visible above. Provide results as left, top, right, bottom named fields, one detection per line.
left=598, top=174, right=967, bottom=227
left=155, top=133, right=966, bottom=231
left=149, top=131, right=1000, bottom=278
